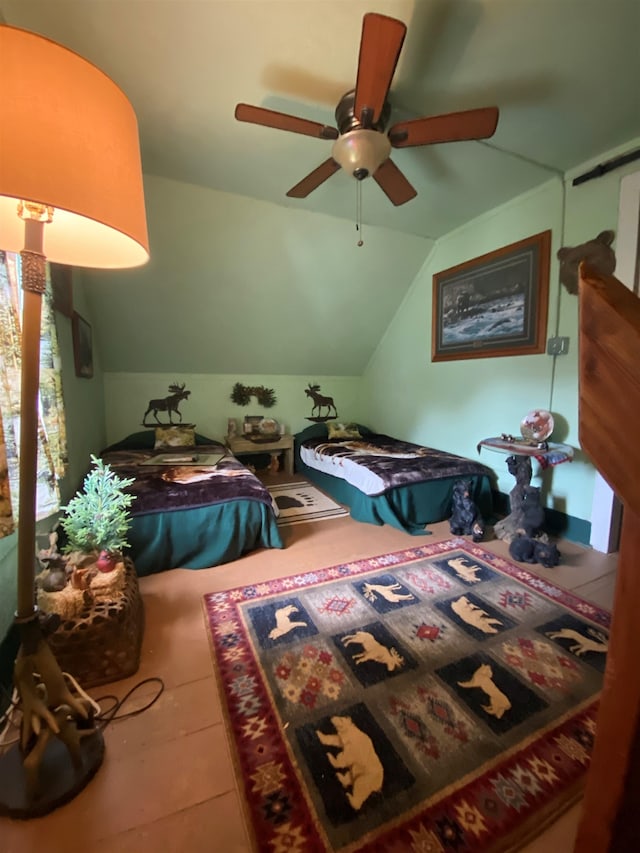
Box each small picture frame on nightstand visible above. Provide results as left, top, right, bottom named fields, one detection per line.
left=227, top=418, right=237, bottom=438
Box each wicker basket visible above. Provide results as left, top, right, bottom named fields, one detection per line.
left=43, top=556, right=144, bottom=688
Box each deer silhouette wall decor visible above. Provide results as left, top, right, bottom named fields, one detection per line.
left=143, top=383, right=191, bottom=425
left=305, top=383, right=337, bottom=421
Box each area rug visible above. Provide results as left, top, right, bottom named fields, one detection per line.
left=269, top=482, right=348, bottom=526
left=203, top=540, right=609, bottom=852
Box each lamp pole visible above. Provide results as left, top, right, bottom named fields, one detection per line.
left=0, top=23, right=149, bottom=818
left=17, top=212, right=47, bottom=619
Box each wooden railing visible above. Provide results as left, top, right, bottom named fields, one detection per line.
left=574, top=262, right=640, bottom=851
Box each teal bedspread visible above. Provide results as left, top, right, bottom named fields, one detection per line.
left=102, top=430, right=283, bottom=575
left=129, top=499, right=283, bottom=576
left=297, top=459, right=492, bottom=535
left=294, top=423, right=493, bottom=535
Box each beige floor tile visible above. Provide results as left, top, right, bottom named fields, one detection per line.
left=89, top=793, right=252, bottom=853
left=102, top=677, right=223, bottom=761
left=518, top=802, right=582, bottom=852
left=2, top=724, right=235, bottom=850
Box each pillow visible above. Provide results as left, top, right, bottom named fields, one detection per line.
left=154, top=425, right=196, bottom=449
left=327, top=421, right=362, bottom=440
left=103, top=430, right=219, bottom=452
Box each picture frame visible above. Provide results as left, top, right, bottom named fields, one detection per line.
left=71, top=312, right=93, bottom=378
left=432, top=230, right=551, bottom=362
left=49, top=262, right=73, bottom=317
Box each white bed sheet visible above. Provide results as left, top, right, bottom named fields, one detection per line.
left=300, top=444, right=385, bottom=495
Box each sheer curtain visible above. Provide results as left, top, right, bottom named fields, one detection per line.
left=0, top=250, right=68, bottom=538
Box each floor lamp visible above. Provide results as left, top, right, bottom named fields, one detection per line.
left=0, top=25, right=149, bottom=817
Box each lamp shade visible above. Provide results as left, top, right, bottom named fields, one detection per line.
left=0, top=25, right=149, bottom=269
left=331, top=129, right=391, bottom=179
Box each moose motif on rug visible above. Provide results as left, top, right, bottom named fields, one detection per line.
left=342, top=630, right=405, bottom=672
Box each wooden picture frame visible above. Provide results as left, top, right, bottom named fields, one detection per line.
left=432, top=230, right=551, bottom=362
left=71, top=312, right=93, bottom=378
left=49, top=263, right=73, bottom=317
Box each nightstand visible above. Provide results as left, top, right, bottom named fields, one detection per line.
left=226, top=433, right=294, bottom=476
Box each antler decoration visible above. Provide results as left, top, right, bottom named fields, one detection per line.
left=230, top=382, right=277, bottom=408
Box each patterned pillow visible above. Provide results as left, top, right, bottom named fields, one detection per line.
left=327, top=422, right=362, bottom=440
left=154, top=425, right=196, bottom=449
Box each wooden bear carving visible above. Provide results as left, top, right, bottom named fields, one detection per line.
left=557, top=230, right=616, bottom=294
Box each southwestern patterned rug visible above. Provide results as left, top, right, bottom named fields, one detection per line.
left=269, top=482, right=348, bottom=526
left=204, top=540, right=609, bottom=852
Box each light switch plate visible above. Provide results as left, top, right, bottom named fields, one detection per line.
left=547, top=336, right=570, bottom=355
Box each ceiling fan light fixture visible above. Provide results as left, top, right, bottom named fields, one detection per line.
left=331, top=129, right=391, bottom=180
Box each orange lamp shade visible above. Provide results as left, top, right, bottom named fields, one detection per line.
left=0, top=25, right=149, bottom=269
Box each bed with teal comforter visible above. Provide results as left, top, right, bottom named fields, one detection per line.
left=101, top=431, right=282, bottom=575
left=294, top=423, right=493, bottom=535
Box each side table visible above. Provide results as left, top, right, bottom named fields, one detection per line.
left=478, top=436, right=573, bottom=541
left=477, top=436, right=574, bottom=469
left=226, top=433, right=294, bottom=476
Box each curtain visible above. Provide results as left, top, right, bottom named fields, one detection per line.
left=0, top=250, right=68, bottom=537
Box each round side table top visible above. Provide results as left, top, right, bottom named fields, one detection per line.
left=477, top=436, right=573, bottom=467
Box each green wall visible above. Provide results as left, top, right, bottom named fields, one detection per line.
left=3, top=137, right=639, bottom=652
left=103, top=372, right=364, bottom=446
left=361, top=139, right=640, bottom=530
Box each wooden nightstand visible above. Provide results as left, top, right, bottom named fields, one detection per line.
left=226, top=433, right=294, bottom=476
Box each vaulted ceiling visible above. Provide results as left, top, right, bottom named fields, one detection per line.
left=3, top=0, right=640, bottom=375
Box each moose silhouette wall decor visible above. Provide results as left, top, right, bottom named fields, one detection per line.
left=143, top=382, right=191, bottom=425
left=305, top=383, right=338, bottom=421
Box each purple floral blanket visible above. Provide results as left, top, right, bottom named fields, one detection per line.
left=300, top=433, right=491, bottom=495
left=101, top=445, right=274, bottom=516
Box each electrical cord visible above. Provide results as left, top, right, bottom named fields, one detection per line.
left=0, top=674, right=165, bottom=750
left=93, top=676, right=165, bottom=730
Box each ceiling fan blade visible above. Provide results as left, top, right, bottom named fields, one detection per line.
left=354, top=14, right=406, bottom=128
left=286, top=158, right=341, bottom=198
left=235, top=103, right=338, bottom=140
left=389, top=106, right=499, bottom=148
left=373, top=158, right=417, bottom=206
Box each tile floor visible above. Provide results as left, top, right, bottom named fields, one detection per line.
left=0, top=476, right=618, bottom=852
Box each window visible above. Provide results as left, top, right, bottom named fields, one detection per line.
left=0, top=251, right=67, bottom=537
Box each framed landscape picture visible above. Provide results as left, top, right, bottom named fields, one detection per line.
left=49, top=262, right=73, bottom=317
left=72, top=312, right=93, bottom=378
left=432, top=230, right=551, bottom=362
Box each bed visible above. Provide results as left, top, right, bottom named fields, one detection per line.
left=294, top=423, right=493, bottom=535
left=100, top=430, right=283, bottom=576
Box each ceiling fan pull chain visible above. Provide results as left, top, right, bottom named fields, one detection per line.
left=356, top=182, right=364, bottom=247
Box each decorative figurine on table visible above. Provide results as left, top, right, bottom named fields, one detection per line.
left=305, top=383, right=338, bottom=421
left=449, top=479, right=485, bottom=542
left=142, top=382, right=191, bottom=425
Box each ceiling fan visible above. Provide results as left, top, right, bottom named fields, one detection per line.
left=235, top=12, right=499, bottom=206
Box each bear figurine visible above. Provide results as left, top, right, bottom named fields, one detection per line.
left=509, top=535, right=561, bottom=568
left=449, top=479, right=485, bottom=542
left=519, top=485, right=545, bottom=538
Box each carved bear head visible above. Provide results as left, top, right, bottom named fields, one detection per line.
left=557, top=230, right=616, bottom=294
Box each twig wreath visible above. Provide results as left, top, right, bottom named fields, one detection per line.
left=230, top=382, right=277, bottom=408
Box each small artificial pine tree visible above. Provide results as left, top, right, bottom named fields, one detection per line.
left=60, top=454, right=136, bottom=557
